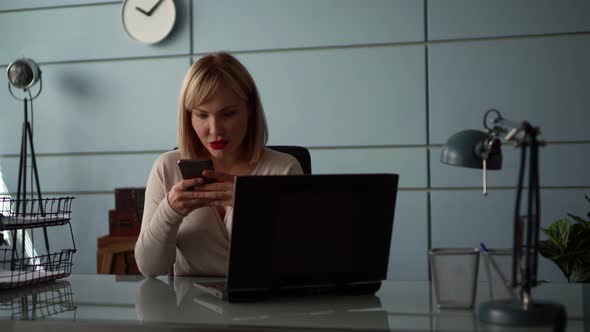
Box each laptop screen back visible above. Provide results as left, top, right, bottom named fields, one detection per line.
left=227, top=174, right=398, bottom=291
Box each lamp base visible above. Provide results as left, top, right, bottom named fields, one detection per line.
left=478, top=299, right=566, bottom=330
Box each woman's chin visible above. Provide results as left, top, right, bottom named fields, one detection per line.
left=207, top=148, right=228, bottom=159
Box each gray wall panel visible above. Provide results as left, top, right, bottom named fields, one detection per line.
left=0, top=58, right=188, bottom=154
left=429, top=36, right=590, bottom=144
left=0, top=1, right=190, bottom=65
left=0, top=1, right=117, bottom=11
left=430, top=144, right=590, bottom=188
left=388, top=192, right=429, bottom=281
left=228, top=46, right=426, bottom=147
left=2, top=148, right=425, bottom=194
left=193, top=0, right=423, bottom=53
left=0, top=153, right=159, bottom=193
left=428, top=0, right=590, bottom=41
left=431, top=189, right=590, bottom=282
left=69, top=194, right=113, bottom=274
left=310, top=148, right=427, bottom=188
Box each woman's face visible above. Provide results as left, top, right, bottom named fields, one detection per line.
left=191, top=84, right=249, bottom=162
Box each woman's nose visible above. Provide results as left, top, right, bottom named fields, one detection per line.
left=209, top=116, right=224, bottom=135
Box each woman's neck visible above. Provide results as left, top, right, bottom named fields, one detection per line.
left=211, top=153, right=248, bottom=174
left=210, top=156, right=231, bottom=172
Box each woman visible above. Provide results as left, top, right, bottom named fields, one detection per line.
left=135, top=52, right=303, bottom=277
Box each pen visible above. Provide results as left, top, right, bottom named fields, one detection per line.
left=480, top=243, right=509, bottom=284
left=480, top=242, right=521, bottom=302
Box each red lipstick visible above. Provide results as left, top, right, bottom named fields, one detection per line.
left=209, top=140, right=228, bottom=150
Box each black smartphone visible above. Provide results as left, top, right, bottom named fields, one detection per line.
left=177, top=159, right=216, bottom=184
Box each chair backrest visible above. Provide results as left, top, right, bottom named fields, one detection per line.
left=267, top=145, right=312, bottom=174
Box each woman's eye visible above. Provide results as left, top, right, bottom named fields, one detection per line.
left=222, top=110, right=236, bottom=118
left=195, top=113, right=208, bottom=119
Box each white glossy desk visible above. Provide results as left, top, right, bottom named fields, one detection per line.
left=0, top=274, right=587, bottom=331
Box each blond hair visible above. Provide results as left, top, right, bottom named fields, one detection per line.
left=177, top=52, right=268, bottom=163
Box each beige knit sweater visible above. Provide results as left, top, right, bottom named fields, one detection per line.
left=134, top=148, right=303, bottom=277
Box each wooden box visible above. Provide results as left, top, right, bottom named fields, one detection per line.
left=109, top=209, right=142, bottom=237
left=115, top=187, right=146, bottom=212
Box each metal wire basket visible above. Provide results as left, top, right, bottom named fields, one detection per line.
left=0, top=197, right=74, bottom=229
left=0, top=197, right=76, bottom=289
left=0, top=248, right=76, bottom=289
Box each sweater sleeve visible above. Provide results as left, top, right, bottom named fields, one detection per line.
left=135, top=157, right=184, bottom=277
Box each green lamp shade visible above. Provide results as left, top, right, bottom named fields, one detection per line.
left=440, top=129, right=502, bottom=170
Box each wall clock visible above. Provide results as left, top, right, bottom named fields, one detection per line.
left=122, top=0, right=176, bottom=44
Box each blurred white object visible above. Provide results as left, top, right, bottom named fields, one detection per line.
left=0, top=163, right=10, bottom=242
left=0, top=163, right=38, bottom=261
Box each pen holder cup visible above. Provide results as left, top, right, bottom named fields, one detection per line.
left=482, top=248, right=515, bottom=300
left=429, top=248, right=480, bottom=310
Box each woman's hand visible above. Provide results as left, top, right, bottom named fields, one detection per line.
left=167, top=177, right=210, bottom=216
left=167, top=171, right=235, bottom=216
left=197, top=170, right=236, bottom=207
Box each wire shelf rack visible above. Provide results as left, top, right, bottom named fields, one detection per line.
left=0, top=197, right=76, bottom=289
left=0, top=248, right=76, bottom=289
left=0, top=197, right=74, bottom=230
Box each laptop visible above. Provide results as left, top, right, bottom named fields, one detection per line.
left=193, top=174, right=399, bottom=302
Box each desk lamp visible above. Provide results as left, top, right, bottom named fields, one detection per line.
left=6, top=58, right=44, bottom=213
left=440, top=109, right=566, bottom=329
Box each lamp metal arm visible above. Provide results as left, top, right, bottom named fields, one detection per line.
left=483, top=109, right=544, bottom=146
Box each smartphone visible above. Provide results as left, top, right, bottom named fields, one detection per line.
left=177, top=159, right=216, bottom=184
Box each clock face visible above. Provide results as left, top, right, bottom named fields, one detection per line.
left=122, top=0, right=176, bottom=44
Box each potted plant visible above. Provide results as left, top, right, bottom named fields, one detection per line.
left=538, top=195, right=590, bottom=283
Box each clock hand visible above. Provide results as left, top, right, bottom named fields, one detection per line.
left=146, top=0, right=164, bottom=16
left=135, top=0, right=163, bottom=17
left=135, top=6, right=150, bottom=16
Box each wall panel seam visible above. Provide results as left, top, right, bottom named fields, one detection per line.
left=2, top=141, right=589, bottom=158
left=0, top=54, right=191, bottom=68
left=1, top=31, right=588, bottom=68
left=188, top=0, right=194, bottom=57
left=424, top=0, right=432, bottom=282
left=426, top=31, right=590, bottom=44
left=0, top=1, right=121, bottom=14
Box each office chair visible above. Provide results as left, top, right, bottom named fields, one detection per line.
left=267, top=145, right=312, bottom=174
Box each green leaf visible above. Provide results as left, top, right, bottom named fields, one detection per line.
left=538, top=240, right=561, bottom=260
left=568, top=213, right=590, bottom=227
left=538, top=240, right=575, bottom=281
left=568, top=224, right=590, bottom=251
left=554, top=257, right=573, bottom=281
left=542, top=195, right=590, bottom=283
left=542, top=219, right=571, bottom=249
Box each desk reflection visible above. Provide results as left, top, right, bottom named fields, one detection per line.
left=0, top=280, right=76, bottom=320
left=136, top=277, right=391, bottom=330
